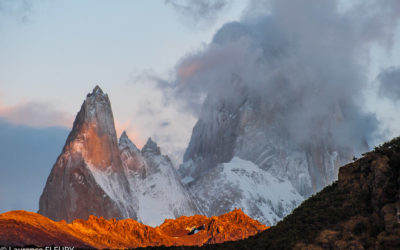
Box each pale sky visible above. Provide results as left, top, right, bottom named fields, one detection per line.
left=0, top=0, right=399, bottom=162
left=0, top=0, right=247, bottom=161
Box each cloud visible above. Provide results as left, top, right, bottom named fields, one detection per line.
left=0, top=0, right=33, bottom=24
left=0, top=101, right=73, bottom=128
left=165, top=0, right=230, bottom=28
left=0, top=119, right=68, bottom=213
left=159, top=121, right=170, bottom=128
left=158, top=0, right=400, bottom=152
left=113, top=74, right=197, bottom=165
left=378, top=66, right=400, bottom=101
left=128, top=83, right=197, bottom=165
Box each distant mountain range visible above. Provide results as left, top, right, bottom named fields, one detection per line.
left=38, top=86, right=359, bottom=226
left=39, top=86, right=197, bottom=226
left=1, top=86, right=399, bottom=248
left=179, top=89, right=358, bottom=225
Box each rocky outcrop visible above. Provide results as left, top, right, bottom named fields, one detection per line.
left=0, top=209, right=267, bottom=248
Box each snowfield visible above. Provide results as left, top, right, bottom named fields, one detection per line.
left=188, top=157, right=303, bottom=225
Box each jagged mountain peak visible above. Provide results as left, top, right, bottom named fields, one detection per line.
left=67, top=86, right=114, bottom=137
left=39, top=85, right=136, bottom=222
left=81, top=85, right=112, bottom=123
left=80, top=86, right=110, bottom=117
left=120, top=135, right=199, bottom=226
left=63, top=86, right=120, bottom=170
left=142, top=137, right=161, bottom=155
left=119, top=131, right=139, bottom=153
left=121, top=130, right=128, bottom=138
left=40, top=86, right=198, bottom=225
left=87, top=85, right=105, bottom=97
left=84, top=86, right=110, bottom=111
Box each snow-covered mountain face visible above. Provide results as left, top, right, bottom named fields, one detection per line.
left=179, top=95, right=358, bottom=225
left=189, top=157, right=303, bottom=226
left=169, top=3, right=381, bottom=225
left=37, top=85, right=360, bottom=227
left=119, top=134, right=199, bottom=226
left=39, top=86, right=198, bottom=225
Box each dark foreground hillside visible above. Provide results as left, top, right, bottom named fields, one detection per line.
left=160, top=137, right=400, bottom=249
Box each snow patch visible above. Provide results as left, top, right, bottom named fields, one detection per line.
left=86, top=163, right=135, bottom=218
left=189, top=157, right=303, bottom=225
left=181, top=176, right=194, bottom=185
left=132, top=154, right=197, bottom=226
left=118, top=134, right=198, bottom=226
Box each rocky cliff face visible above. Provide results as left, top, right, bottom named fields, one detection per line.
left=187, top=157, right=303, bottom=226
left=38, top=86, right=136, bottom=222
left=179, top=97, right=356, bottom=225
left=0, top=209, right=267, bottom=248
left=39, top=86, right=197, bottom=225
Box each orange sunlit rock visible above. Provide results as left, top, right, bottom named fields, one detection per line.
left=0, top=209, right=268, bottom=248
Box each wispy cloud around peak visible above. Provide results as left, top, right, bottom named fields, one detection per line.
left=165, top=0, right=230, bottom=28
left=0, top=0, right=33, bottom=24
left=158, top=0, right=400, bottom=151
left=378, top=66, right=400, bottom=101
left=0, top=101, right=73, bottom=128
